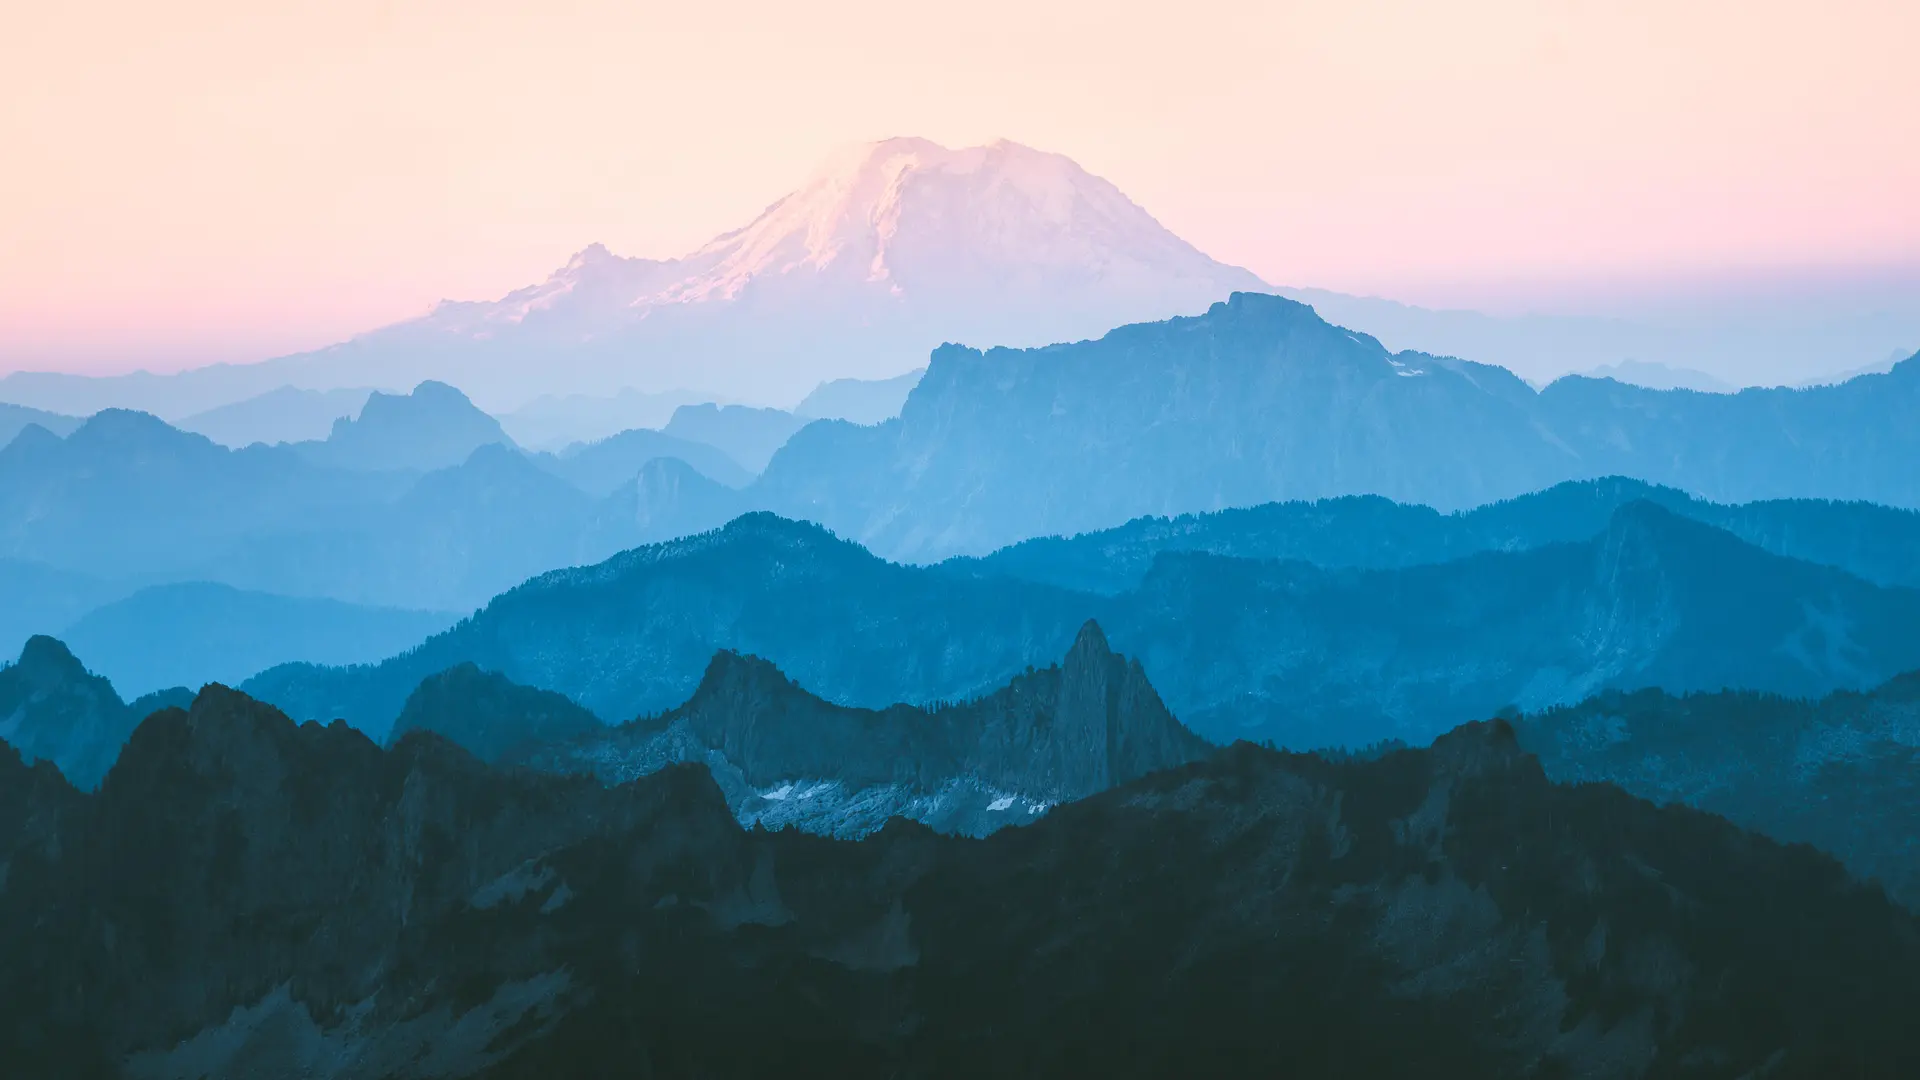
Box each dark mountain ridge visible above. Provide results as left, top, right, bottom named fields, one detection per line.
left=389, top=662, right=603, bottom=765
left=0, top=636, right=190, bottom=789
left=1517, top=670, right=1920, bottom=907
left=3, top=684, right=1917, bottom=1076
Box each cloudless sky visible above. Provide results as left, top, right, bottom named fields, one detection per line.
left=3, top=0, right=1915, bottom=374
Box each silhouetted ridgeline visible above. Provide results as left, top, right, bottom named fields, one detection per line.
left=0, top=636, right=190, bottom=790
left=956, top=475, right=1920, bottom=594
left=3, top=683, right=1917, bottom=1077
left=245, top=503, right=1920, bottom=749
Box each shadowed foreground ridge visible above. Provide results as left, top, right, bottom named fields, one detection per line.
left=1, top=687, right=1917, bottom=1078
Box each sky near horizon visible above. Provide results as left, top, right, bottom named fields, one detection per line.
left=2, top=0, right=1916, bottom=375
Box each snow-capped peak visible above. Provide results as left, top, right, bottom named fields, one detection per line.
left=396, top=137, right=1268, bottom=397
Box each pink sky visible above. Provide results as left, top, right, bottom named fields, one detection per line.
left=3, top=0, right=1916, bottom=375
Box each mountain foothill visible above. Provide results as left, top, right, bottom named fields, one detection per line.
left=5, top=137, right=1920, bottom=1076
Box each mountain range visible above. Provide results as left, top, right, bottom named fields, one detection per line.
left=4, top=682, right=1916, bottom=1077
left=722, top=292, right=1920, bottom=561
left=242, top=500, right=1920, bottom=749
left=0, top=383, right=762, bottom=616
left=958, top=475, right=1920, bottom=594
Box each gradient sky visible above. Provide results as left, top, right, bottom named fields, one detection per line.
left=3, top=0, right=1916, bottom=374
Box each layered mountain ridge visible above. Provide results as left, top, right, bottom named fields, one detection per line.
left=733, top=292, right=1920, bottom=560
left=244, top=499, right=1920, bottom=749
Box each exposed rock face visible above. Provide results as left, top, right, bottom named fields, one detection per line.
left=522, top=620, right=1211, bottom=836
left=4, top=691, right=1918, bottom=1077
left=388, top=662, right=603, bottom=764
left=0, top=636, right=189, bottom=789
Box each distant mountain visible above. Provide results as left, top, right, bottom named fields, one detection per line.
left=0, top=408, right=412, bottom=581
left=497, top=387, right=717, bottom=450
left=1275, top=281, right=1920, bottom=390
left=210, top=442, right=638, bottom=610
left=6, top=686, right=1918, bottom=1076
left=0, top=403, right=83, bottom=448
left=532, top=425, right=751, bottom=495
left=794, top=369, right=925, bottom=424
left=175, top=385, right=374, bottom=447
left=519, top=620, right=1209, bottom=837
left=245, top=503, right=1920, bottom=749
left=0, top=138, right=1266, bottom=414
left=60, top=582, right=460, bottom=696
left=731, top=293, right=1920, bottom=560
left=291, top=380, right=513, bottom=473
left=600, top=455, right=751, bottom=542
left=0, top=636, right=188, bottom=789
left=959, top=476, right=1920, bottom=594
left=661, top=403, right=807, bottom=473
left=1797, top=348, right=1908, bottom=387
left=0, top=559, right=130, bottom=661
left=1573, top=359, right=1734, bottom=393
left=0, top=408, right=685, bottom=612
left=389, top=662, right=602, bottom=764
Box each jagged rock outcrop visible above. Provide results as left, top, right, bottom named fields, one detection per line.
left=4, top=689, right=1918, bottom=1077
left=522, top=620, right=1211, bottom=836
